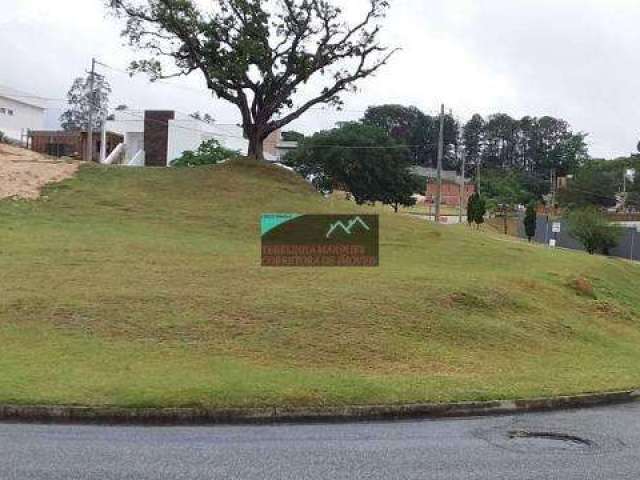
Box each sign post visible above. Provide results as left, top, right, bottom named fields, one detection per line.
left=550, top=222, right=561, bottom=248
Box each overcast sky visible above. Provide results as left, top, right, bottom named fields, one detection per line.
left=1, top=0, right=639, bottom=158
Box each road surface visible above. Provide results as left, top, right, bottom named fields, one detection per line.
left=2, top=402, right=640, bottom=479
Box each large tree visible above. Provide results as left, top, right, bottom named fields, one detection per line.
left=556, top=160, right=620, bottom=209
left=462, top=113, right=485, bottom=171
left=363, top=104, right=459, bottom=168
left=59, top=74, right=112, bottom=131
left=108, top=0, right=396, bottom=160
left=285, top=122, right=420, bottom=211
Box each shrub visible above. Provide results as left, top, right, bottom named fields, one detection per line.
left=567, top=206, right=622, bottom=255
left=524, top=202, right=537, bottom=241
left=467, top=193, right=486, bottom=228
left=0, top=131, right=6, bottom=144
left=170, top=139, right=238, bottom=167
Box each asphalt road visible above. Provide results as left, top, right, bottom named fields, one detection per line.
left=2, top=403, right=640, bottom=479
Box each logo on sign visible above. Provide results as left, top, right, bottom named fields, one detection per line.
left=261, top=214, right=379, bottom=267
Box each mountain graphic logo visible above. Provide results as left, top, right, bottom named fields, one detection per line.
left=326, top=216, right=371, bottom=238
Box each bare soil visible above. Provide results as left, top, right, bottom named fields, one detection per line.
left=0, top=144, right=79, bottom=200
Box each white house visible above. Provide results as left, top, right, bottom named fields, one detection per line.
left=105, top=109, right=250, bottom=166
left=0, top=85, right=46, bottom=142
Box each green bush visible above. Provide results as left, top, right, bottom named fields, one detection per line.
left=524, top=202, right=537, bottom=241
left=170, top=139, right=238, bottom=167
left=567, top=206, right=622, bottom=255
left=467, top=193, right=486, bottom=227
left=0, top=131, right=6, bottom=144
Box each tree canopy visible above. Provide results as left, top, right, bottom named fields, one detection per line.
left=60, top=74, right=112, bottom=131
left=362, top=104, right=459, bottom=169
left=462, top=113, right=588, bottom=176
left=285, top=122, right=421, bottom=212
left=108, top=0, right=396, bottom=160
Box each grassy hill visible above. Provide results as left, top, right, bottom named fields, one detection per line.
left=2, top=158, right=640, bottom=408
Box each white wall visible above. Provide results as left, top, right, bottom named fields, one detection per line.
left=0, top=96, right=45, bottom=141
left=167, top=116, right=203, bottom=165
left=108, top=110, right=250, bottom=166
left=105, top=112, right=144, bottom=163
left=168, top=114, right=248, bottom=165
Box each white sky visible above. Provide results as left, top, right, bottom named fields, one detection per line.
left=1, top=0, right=639, bottom=158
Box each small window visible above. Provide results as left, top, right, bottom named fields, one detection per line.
left=7, top=109, right=14, bottom=116
left=0, top=108, right=5, bottom=115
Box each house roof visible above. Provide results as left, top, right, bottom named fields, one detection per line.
left=0, top=84, right=48, bottom=110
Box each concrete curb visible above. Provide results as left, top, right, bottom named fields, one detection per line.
left=1, top=390, right=639, bottom=426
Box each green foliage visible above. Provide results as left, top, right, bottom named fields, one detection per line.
left=286, top=122, right=420, bottom=211
left=281, top=131, right=305, bottom=142
left=466, top=194, right=476, bottom=225
left=0, top=131, right=6, bottom=144
left=478, top=114, right=588, bottom=175
left=557, top=159, right=623, bottom=209
left=567, top=206, right=622, bottom=255
left=363, top=104, right=459, bottom=169
left=524, top=202, right=537, bottom=241
left=466, top=193, right=486, bottom=227
left=463, top=114, right=485, bottom=168
left=480, top=169, right=534, bottom=209
left=60, top=73, right=111, bottom=131
left=110, top=0, right=394, bottom=159
left=170, top=139, right=238, bottom=167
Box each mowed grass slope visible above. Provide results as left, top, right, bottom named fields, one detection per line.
left=2, top=158, right=640, bottom=408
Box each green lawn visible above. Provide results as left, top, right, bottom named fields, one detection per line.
left=2, top=158, right=640, bottom=408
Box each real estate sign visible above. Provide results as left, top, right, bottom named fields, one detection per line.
left=261, top=214, right=379, bottom=267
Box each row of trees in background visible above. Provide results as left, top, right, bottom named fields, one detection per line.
left=361, top=104, right=589, bottom=181
left=284, top=104, right=592, bottom=215
left=463, top=114, right=588, bottom=176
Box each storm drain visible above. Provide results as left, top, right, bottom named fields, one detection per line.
left=507, top=430, right=593, bottom=452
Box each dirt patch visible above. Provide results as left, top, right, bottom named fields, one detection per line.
left=0, top=144, right=79, bottom=200
left=568, top=276, right=596, bottom=299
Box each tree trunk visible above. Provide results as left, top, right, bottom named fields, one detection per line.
left=246, top=125, right=267, bottom=161
left=247, top=134, right=265, bottom=161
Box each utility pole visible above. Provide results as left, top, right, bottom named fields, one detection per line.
left=458, top=150, right=466, bottom=224
left=86, top=57, right=96, bottom=163
left=435, top=103, right=445, bottom=223
left=550, top=168, right=556, bottom=215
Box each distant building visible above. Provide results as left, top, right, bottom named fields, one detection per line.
left=0, top=85, right=46, bottom=142
left=411, top=165, right=476, bottom=207
left=106, top=110, right=281, bottom=166
left=29, top=130, right=123, bottom=161
left=263, top=130, right=299, bottom=162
